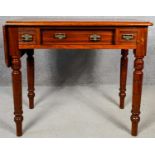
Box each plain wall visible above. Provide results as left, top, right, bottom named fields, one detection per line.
left=0, top=16, right=155, bottom=86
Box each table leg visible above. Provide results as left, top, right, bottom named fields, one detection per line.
left=11, top=56, right=23, bottom=136
left=131, top=55, right=144, bottom=136
left=27, top=50, right=35, bottom=109
left=119, top=49, right=128, bottom=109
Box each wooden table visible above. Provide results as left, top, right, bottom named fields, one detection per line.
left=3, top=20, right=153, bottom=136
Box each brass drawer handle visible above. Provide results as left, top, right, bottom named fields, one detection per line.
left=54, top=33, right=66, bottom=40
left=122, top=34, right=134, bottom=41
left=21, top=34, right=33, bottom=42
left=90, top=34, right=101, bottom=42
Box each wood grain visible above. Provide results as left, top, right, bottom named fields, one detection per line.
left=42, top=29, right=114, bottom=45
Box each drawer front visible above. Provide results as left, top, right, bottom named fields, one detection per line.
left=115, top=28, right=138, bottom=44
left=18, top=28, right=40, bottom=45
left=41, top=30, right=114, bottom=45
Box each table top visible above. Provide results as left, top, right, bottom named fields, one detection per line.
left=6, top=19, right=153, bottom=26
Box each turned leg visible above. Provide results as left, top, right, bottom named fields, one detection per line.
left=119, top=49, right=128, bottom=109
left=27, top=50, right=35, bottom=109
left=131, top=55, right=144, bottom=136
left=11, top=56, right=23, bottom=136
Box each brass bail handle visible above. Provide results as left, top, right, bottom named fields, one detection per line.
left=54, top=33, right=67, bottom=40
left=122, top=34, right=134, bottom=41
left=21, top=34, right=33, bottom=42
left=90, top=34, right=101, bottom=42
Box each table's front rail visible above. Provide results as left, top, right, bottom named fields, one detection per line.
left=18, top=27, right=139, bottom=50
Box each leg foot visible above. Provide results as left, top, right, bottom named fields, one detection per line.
left=131, top=112, right=140, bottom=136
left=14, top=115, right=23, bottom=136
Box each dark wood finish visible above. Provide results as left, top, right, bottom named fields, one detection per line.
left=27, top=50, right=35, bottom=109
left=2, top=20, right=152, bottom=136
left=119, top=49, right=128, bottom=109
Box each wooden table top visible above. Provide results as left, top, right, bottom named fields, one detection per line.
left=6, top=20, right=153, bottom=26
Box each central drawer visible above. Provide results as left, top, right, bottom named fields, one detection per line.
left=41, top=30, right=114, bottom=45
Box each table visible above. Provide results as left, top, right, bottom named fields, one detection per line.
left=3, top=19, right=153, bottom=136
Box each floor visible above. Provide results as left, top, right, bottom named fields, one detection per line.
left=0, top=85, right=155, bottom=138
